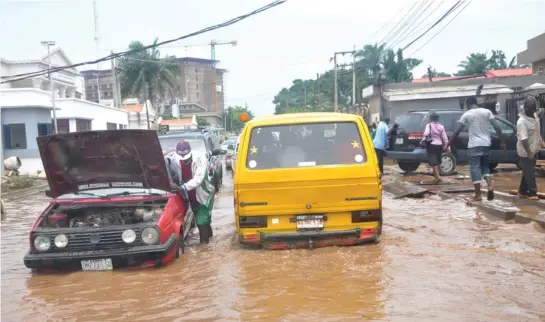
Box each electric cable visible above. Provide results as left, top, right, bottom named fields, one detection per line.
left=378, top=0, right=421, bottom=46
left=407, top=0, right=472, bottom=57
left=1, top=0, right=287, bottom=84
left=386, top=0, right=432, bottom=49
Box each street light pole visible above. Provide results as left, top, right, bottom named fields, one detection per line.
left=41, top=41, right=57, bottom=134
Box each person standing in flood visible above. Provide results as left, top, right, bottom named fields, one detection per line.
left=170, top=141, right=215, bottom=244
left=423, top=112, right=449, bottom=183
left=373, top=118, right=390, bottom=174
left=516, top=96, right=544, bottom=200
left=447, top=96, right=505, bottom=201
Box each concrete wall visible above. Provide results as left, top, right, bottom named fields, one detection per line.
left=533, top=59, right=545, bottom=75
left=517, top=32, right=545, bottom=66
left=1, top=107, right=52, bottom=159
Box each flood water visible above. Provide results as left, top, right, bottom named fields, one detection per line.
left=2, top=172, right=545, bottom=321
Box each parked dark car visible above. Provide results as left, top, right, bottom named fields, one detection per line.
left=387, top=110, right=524, bottom=176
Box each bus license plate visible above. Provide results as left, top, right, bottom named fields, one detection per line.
left=296, top=216, right=324, bottom=229
left=396, top=138, right=404, bottom=144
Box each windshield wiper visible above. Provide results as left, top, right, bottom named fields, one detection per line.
left=103, top=190, right=164, bottom=198
left=74, top=192, right=109, bottom=199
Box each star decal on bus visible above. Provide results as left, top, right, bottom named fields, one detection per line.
left=250, top=146, right=259, bottom=154
left=351, top=140, right=360, bottom=149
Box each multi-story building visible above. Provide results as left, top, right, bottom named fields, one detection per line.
left=80, top=69, right=119, bottom=104
left=173, top=57, right=226, bottom=125
left=518, top=32, right=545, bottom=75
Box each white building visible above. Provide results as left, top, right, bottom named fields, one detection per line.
left=1, top=47, right=128, bottom=175
left=122, top=101, right=157, bottom=130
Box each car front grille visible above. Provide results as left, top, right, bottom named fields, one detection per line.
left=35, top=228, right=143, bottom=252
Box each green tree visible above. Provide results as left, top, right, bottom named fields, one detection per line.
left=197, top=117, right=210, bottom=127
left=224, top=105, right=254, bottom=131
left=118, top=39, right=179, bottom=127
left=382, top=48, right=422, bottom=83
left=456, top=52, right=490, bottom=75
left=488, top=50, right=508, bottom=70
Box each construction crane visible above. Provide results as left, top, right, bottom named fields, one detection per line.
left=179, top=40, right=238, bottom=113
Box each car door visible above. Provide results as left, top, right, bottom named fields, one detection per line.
left=488, top=118, right=518, bottom=163
left=441, top=112, right=471, bottom=163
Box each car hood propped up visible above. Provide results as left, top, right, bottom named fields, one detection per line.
left=37, top=130, right=172, bottom=198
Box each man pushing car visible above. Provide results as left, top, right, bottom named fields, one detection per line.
left=167, top=141, right=215, bottom=244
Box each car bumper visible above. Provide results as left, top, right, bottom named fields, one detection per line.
left=386, top=150, right=428, bottom=162
left=24, top=234, right=177, bottom=270
left=240, top=228, right=379, bottom=249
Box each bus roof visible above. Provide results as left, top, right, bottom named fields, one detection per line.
left=246, top=113, right=362, bottom=127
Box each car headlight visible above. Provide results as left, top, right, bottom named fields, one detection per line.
left=141, top=227, right=159, bottom=245
left=54, top=234, right=68, bottom=248
left=122, top=229, right=137, bottom=244
left=33, top=235, right=51, bottom=252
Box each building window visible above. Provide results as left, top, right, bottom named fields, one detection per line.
left=106, top=122, right=117, bottom=130
left=197, top=92, right=200, bottom=98
left=195, top=67, right=198, bottom=73
left=195, top=75, right=198, bottom=81
left=196, top=84, right=199, bottom=89
left=55, top=119, right=70, bottom=133
left=76, top=119, right=91, bottom=132
left=2, top=124, right=27, bottom=149
left=37, top=123, right=53, bottom=136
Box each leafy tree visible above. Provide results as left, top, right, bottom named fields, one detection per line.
left=118, top=39, right=179, bottom=127
left=197, top=117, right=210, bottom=127
left=456, top=52, right=490, bottom=75
left=224, top=105, right=254, bottom=131
left=382, top=48, right=422, bottom=83
left=488, top=50, right=508, bottom=70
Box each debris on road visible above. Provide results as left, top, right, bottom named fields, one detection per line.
left=383, top=181, right=429, bottom=199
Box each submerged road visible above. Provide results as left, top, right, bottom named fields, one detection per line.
left=2, top=172, right=545, bottom=321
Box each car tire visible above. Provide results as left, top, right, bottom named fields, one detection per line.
left=439, top=152, right=457, bottom=176
left=489, top=163, right=498, bottom=171
left=175, top=228, right=185, bottom=259
left=398, top=162, right=420, bottom=174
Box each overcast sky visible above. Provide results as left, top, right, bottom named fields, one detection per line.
left=1, top=0, right=544, bottom=116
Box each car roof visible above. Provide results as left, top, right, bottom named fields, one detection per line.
left=246, top=112, right=362, bottom=127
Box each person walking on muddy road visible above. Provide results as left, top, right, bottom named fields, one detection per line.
left=516, top=96, right=544, bottom=200
left=422, top=112, right=449, bottom=183
left=169, top=141, right=215, bottom=244
left=373, top=118, right=390, bottom=174
left=447, top=96, right=505, bottom=202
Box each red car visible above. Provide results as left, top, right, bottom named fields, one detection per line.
left=23, top=130, right=193, bottom=271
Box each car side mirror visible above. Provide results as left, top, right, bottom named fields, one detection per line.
left=45, top=189, right=53, bottom=198
left=212, top=149, right=221, bottom=156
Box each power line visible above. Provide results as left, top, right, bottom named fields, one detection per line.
left=402, top=0, right=463, bottom=51
left=366, top=0, right=418, bottom=43
left=386, top=0, right=432, bottom=49
left=407, top=0, right=472, bottom=57
left=1, top=0, right=287, bottom=84
left=391, top=0, right=445, bottom=49
left=378, top=0, right=421, bottom=46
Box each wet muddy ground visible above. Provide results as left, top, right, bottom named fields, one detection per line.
left=2, top=170, right=545, bottom=321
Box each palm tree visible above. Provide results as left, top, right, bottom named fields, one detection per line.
left=382, top=49, right=422, bottom=83
left=355, top=43, right=386, bottom=80
left=118, top=39, right=179, bottom=128
left=456, top=52, right=490, bottom=75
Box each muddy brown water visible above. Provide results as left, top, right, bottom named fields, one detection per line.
left=2, top=173, right=545, bottom=321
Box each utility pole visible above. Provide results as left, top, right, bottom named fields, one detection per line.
left=331, top=50, right=356, bottom=113
left=352, top=45, right=356, bottom=113
left=41, top=41, right=57, bottom=134
left=111, top=50, right=120, bottom=108
left=93, top=0, right=101, bottom=103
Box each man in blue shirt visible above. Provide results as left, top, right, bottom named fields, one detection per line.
left=373, top=118, right=390, bottom=174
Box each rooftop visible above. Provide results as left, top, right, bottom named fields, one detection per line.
left=412, top=68, right=533, bottom=83
left=160, top=118, right=194, bottom=125
left=121, top=104, right=144, bottom=112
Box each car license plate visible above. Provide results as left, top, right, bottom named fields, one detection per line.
left=296, top=215, right=324, bottom=229
left=81, top=258, right=113, bottom=271
left=396, top=138, right=404, bottom=144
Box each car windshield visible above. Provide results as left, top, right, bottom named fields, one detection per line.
left=159, top=136, right=207, bottom=154
left=223, top=140, right=235, bottom=146
left=246, top=122, right=366, bottom=170
left=56, top=188, right=169, bottom=200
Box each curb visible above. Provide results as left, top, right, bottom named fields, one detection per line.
left=1, top=182, right=49, bottom=200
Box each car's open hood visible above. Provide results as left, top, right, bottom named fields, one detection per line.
left=37, top=130, right=171, bottom=198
